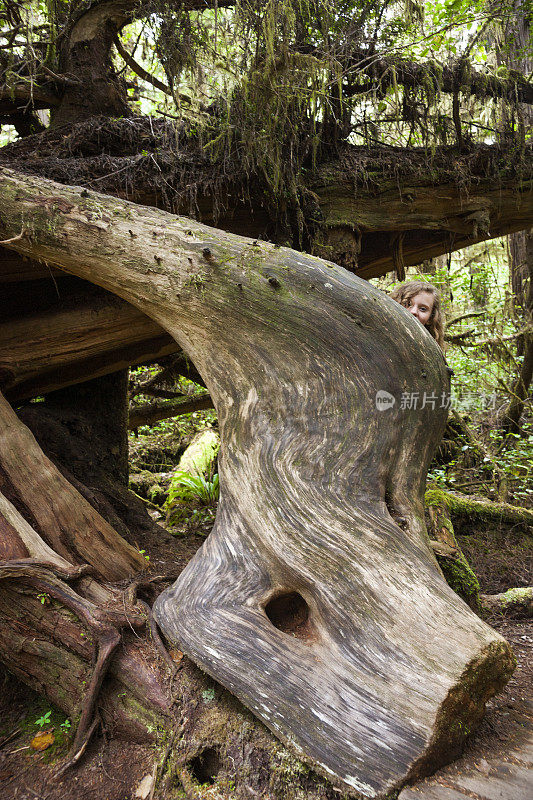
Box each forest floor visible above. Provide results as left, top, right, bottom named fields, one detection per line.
left=0, top=515, right=531, bottom=800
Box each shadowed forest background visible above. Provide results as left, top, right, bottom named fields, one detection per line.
left=0, top=1, right=531, bottom=799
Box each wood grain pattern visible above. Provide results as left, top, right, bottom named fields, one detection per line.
left=0, top=276, right=176, bottom=400
left=0, top=391, right=146, bottom=579
left=0, top=167, right=515, bottom=798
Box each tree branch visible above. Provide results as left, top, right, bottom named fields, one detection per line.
left=0, top=84, right=60, bottom=108
left=113, top=34, right=173, bottom=96
left=129, top=393, right=214, bottom=429
left=343, top=52, right=533, bottom=105
left=447, top=311, right=485, bottom=327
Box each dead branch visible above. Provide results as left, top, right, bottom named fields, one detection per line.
left=129, top=393, right=214, bottom=429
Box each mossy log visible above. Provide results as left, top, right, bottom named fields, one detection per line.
left=174, top=428, right=220, bottom=477
left=425, top=487, right=533, bottom=528
left=481, top=588, right=533, bottom=619
left=425, top=488, right=481, bottom=610
left=129, top=469, right=171, bottom=503
left=0, top=166, right=516, bottom=798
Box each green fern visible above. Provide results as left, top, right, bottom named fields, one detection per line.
left=165, top=470, right=219, bottom=517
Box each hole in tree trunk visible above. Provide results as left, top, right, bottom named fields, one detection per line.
left=190, top=746, right=221, bottom=784
left=264, top=591, right=318, bottom=643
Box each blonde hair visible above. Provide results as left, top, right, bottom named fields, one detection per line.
left=390, top=280, right=445, bottom=349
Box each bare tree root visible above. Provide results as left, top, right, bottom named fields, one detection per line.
left=0, top=559, right=148, bottom=771
left=137, top=598, right=177, bottom=674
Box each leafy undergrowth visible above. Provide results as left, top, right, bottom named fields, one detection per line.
left=0, top=673, right=157, bottom=800
left=0, top=688, right=73, bottom=768
left=129, top=406, right=219, bottom=536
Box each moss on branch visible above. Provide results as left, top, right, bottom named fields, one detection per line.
left=425, top=487, right=533, bottom=528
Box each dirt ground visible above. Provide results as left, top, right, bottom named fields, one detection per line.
left=0, top=522, right=531, bottom=800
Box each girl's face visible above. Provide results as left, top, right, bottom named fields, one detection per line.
left=403, top=290, right=434, bottom=327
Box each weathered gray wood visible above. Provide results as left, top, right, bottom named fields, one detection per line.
left=0, top=276, right=176, bottom=400
left=0, top=167, right=515, bottom=798
left=452, top=764, right=533, bottom=800
left=399, top=786, right=469, bottom=800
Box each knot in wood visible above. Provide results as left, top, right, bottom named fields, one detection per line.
left=268, top=276, right=281, bottom=289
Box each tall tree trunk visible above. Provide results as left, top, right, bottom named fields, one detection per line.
left=500, top=0, right=533, bottom=433
left=43, top=371, right=130, bottom=486
left=0, top=166, right=516, bottom=797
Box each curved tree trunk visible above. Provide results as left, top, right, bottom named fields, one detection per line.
left=0, top=167, right=515, bottom=798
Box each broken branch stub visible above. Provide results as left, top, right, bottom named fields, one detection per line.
left=0, top=167, right=515, bottom=798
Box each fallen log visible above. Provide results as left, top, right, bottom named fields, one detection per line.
left=425, top=487, right=533, bottom=528
left=0, top=274, right=176, bottom=401
left=129, top=393, right=213, bottom=429
left=481, top=588, right=533, bottom=619
left=0, top=166, right=516, bottom=798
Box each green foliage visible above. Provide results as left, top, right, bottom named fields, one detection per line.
left=167, top=471, right=220, bottom=506
left=2, top=1, right=530, bottom=237
left=103, top=1, right=532, bottom=241
left=34, top=710, right=52, bottom=728
left=201, top=686, right=216, bottom=703
left=377, top=236, right=532, bottom=507
left=164, top=470, right=220, bottom=530
left=437, top=552, right=481, bottom=609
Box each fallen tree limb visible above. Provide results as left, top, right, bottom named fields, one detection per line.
left=425, top=487, right=533, bottom=528
left=481, top=588, right=533, bottom=619
left=129, top=393, right=214, bottom=429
